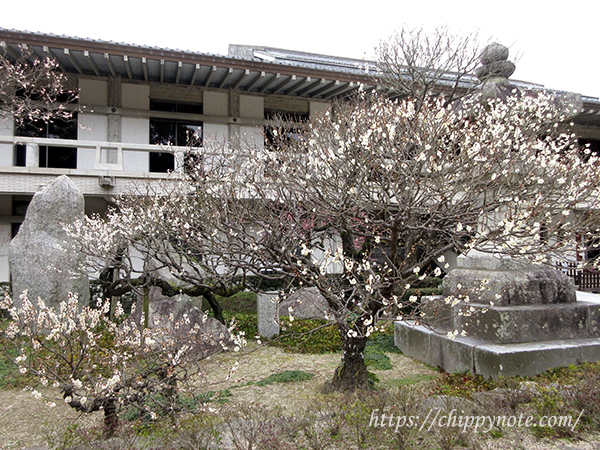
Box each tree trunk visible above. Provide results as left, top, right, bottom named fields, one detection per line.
left=103, top=399, right=119, bottom=438
left=203, top=291, right=225, bottom=325
left=330, top=329, right=370, bottom=392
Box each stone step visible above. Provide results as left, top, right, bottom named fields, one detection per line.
left=419, top=295, right=600, bottom=344
left=395, top=320, right=600, bottom=378
left=454, top=301, right=600, bottom=344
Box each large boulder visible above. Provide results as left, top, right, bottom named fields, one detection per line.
left=279, top=287, right=332, bottom=320
left=9, top=175, right=89, bottom=307
left=146, top=290, right=235, bottom=355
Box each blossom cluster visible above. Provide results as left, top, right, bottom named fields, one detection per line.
left=0, top=291, right=240, bottom=419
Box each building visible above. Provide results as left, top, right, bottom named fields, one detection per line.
left=0, top=28, right=599, bottom=283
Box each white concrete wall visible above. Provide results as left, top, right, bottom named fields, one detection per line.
left=240, top=95, right=264, bottom=151
left=79, top=79, right=108, bottom=106
left=310, top=101, right=330, bottom=117
left=0, top=118, right=14, bottom=166
left=121, top=84, right=150, bottom=172
left=121, top=118, right=149, bottom=172
left=122, top=83, right=149, bottom=110
left=240, top=95, right=263, bottom=119
left=203, top=91, right=229, bottom=147
left=78, top=79, right=109, bottom=170
left=78, top=115, right=108, bottom=169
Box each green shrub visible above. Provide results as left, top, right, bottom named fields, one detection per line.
left=213, top=290, right=257, bottom=314
left=364, top=347, right=393, bottom=370
left=257, top=370, right=314, bottom=386
left=366, top=332, right=402, bottom=354
left=273, top=318, right=342, bottom=353
left=224, top=312, right=258, bottom=338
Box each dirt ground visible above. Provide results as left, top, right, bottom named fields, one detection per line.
left=1, top=345, right=599, bottom=450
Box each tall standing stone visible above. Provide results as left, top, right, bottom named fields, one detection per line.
left=9, top=175, right=89, bottom=307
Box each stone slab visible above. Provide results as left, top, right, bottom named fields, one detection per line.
left=443, top=267, right=576, bottom=305
left=430, top=331, right=475, bottom=374
left=454, top=303, right=591, bottom=344
left=473, top=340, right=583, bottom=378
left=257, top=291, right=280, bottom=338
left=394, top=320, right=600, bottom=378
left=580, top=341, right=600, bottom=362
left=418, top=295, right=453, bottom=329
left=394, top=321, right=432, bottom=365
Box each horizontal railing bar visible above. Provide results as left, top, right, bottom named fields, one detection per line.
left=0, top=135, right=201, bottom=154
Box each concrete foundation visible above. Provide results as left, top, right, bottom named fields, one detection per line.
left=395, top=252, right=600, bottom=378
left=395, top=315, right=600, bottom=378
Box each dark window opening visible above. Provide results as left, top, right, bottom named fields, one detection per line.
left=15, top=115, right=78, bottom=168
left=149, top=152, right=175, bottom=173
left=149, top=119, right=202, bottom=147
left=149, top=119, right=202, bottom=173
left=148, top=101, right=203, bottom=173
left=264, top=110, right=308, bottom=149
left=579, top=138, right=600, bottom=161
left=150, top=100, right=203, bottom=115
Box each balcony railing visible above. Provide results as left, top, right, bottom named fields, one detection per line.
left=0, top=135, right=193, bottom=174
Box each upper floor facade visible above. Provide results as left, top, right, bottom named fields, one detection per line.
left=0, top=29, right=382, bottom=198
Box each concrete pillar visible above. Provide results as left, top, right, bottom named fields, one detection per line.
left=25, top=143, right=39, bottom=167
left=257, top=291, right=280, bottom=338
left=107, top=75, right=122, bottom=164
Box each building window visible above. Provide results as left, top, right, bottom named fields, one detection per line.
left=15, top=116, right=78, bottom=168
left=11, top=198, right=30, bottom=238
left=579, top=138, right=600, bottom=161
left=149, top=101, right=203, bottom=173
left=264, top=110, right=308, bottom=149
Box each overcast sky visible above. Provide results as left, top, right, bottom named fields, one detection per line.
left=1, top=0, right=597, bottom=98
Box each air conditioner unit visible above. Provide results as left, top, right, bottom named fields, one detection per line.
left=98, top=176, right=116, bottom=187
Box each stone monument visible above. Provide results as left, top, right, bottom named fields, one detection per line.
left=9, top=175, right=90, bottom=307
left=394, top=44, right=600, bottom=378
left=396, top=251, right=600, bottom=378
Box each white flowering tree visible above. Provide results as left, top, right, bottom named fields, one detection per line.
left=0, top=46, right=76, bottom=125
left=0, top=292, right=243, bottom=436
left=69, top=181, right=245, bottom=325
left=159, top=87, right=598, bottom=392
left=70, top=92, right=600, bottom=392
left=375, top=26, right=483, bottom=103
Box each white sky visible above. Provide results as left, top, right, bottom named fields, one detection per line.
left=1, top=0, right=598, bottom=98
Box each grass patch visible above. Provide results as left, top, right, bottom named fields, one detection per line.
left=190, top=388, right=233, bottom=405
left=433, top=372, right=498, bottom=397
left=364, top=347, right=393, bottom=370
left=0, top=350, right=26, bottom=389
left=274, top=318, right=342, bottom=353
left=214, top=291, right=257, bottom=315
left=0, top=321, right=35, bottom=389
left=387, top=373, right=439, bottom=387
left=256, top=370, right=314, bottom=386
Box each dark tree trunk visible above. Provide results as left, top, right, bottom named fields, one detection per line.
left=330, top=328, right=370, bottom=392
left=203, top=291, right=225, bottom=325
left=151, top=278, right=226, bottom=325
left=103, top=398, right=119, bottom=438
